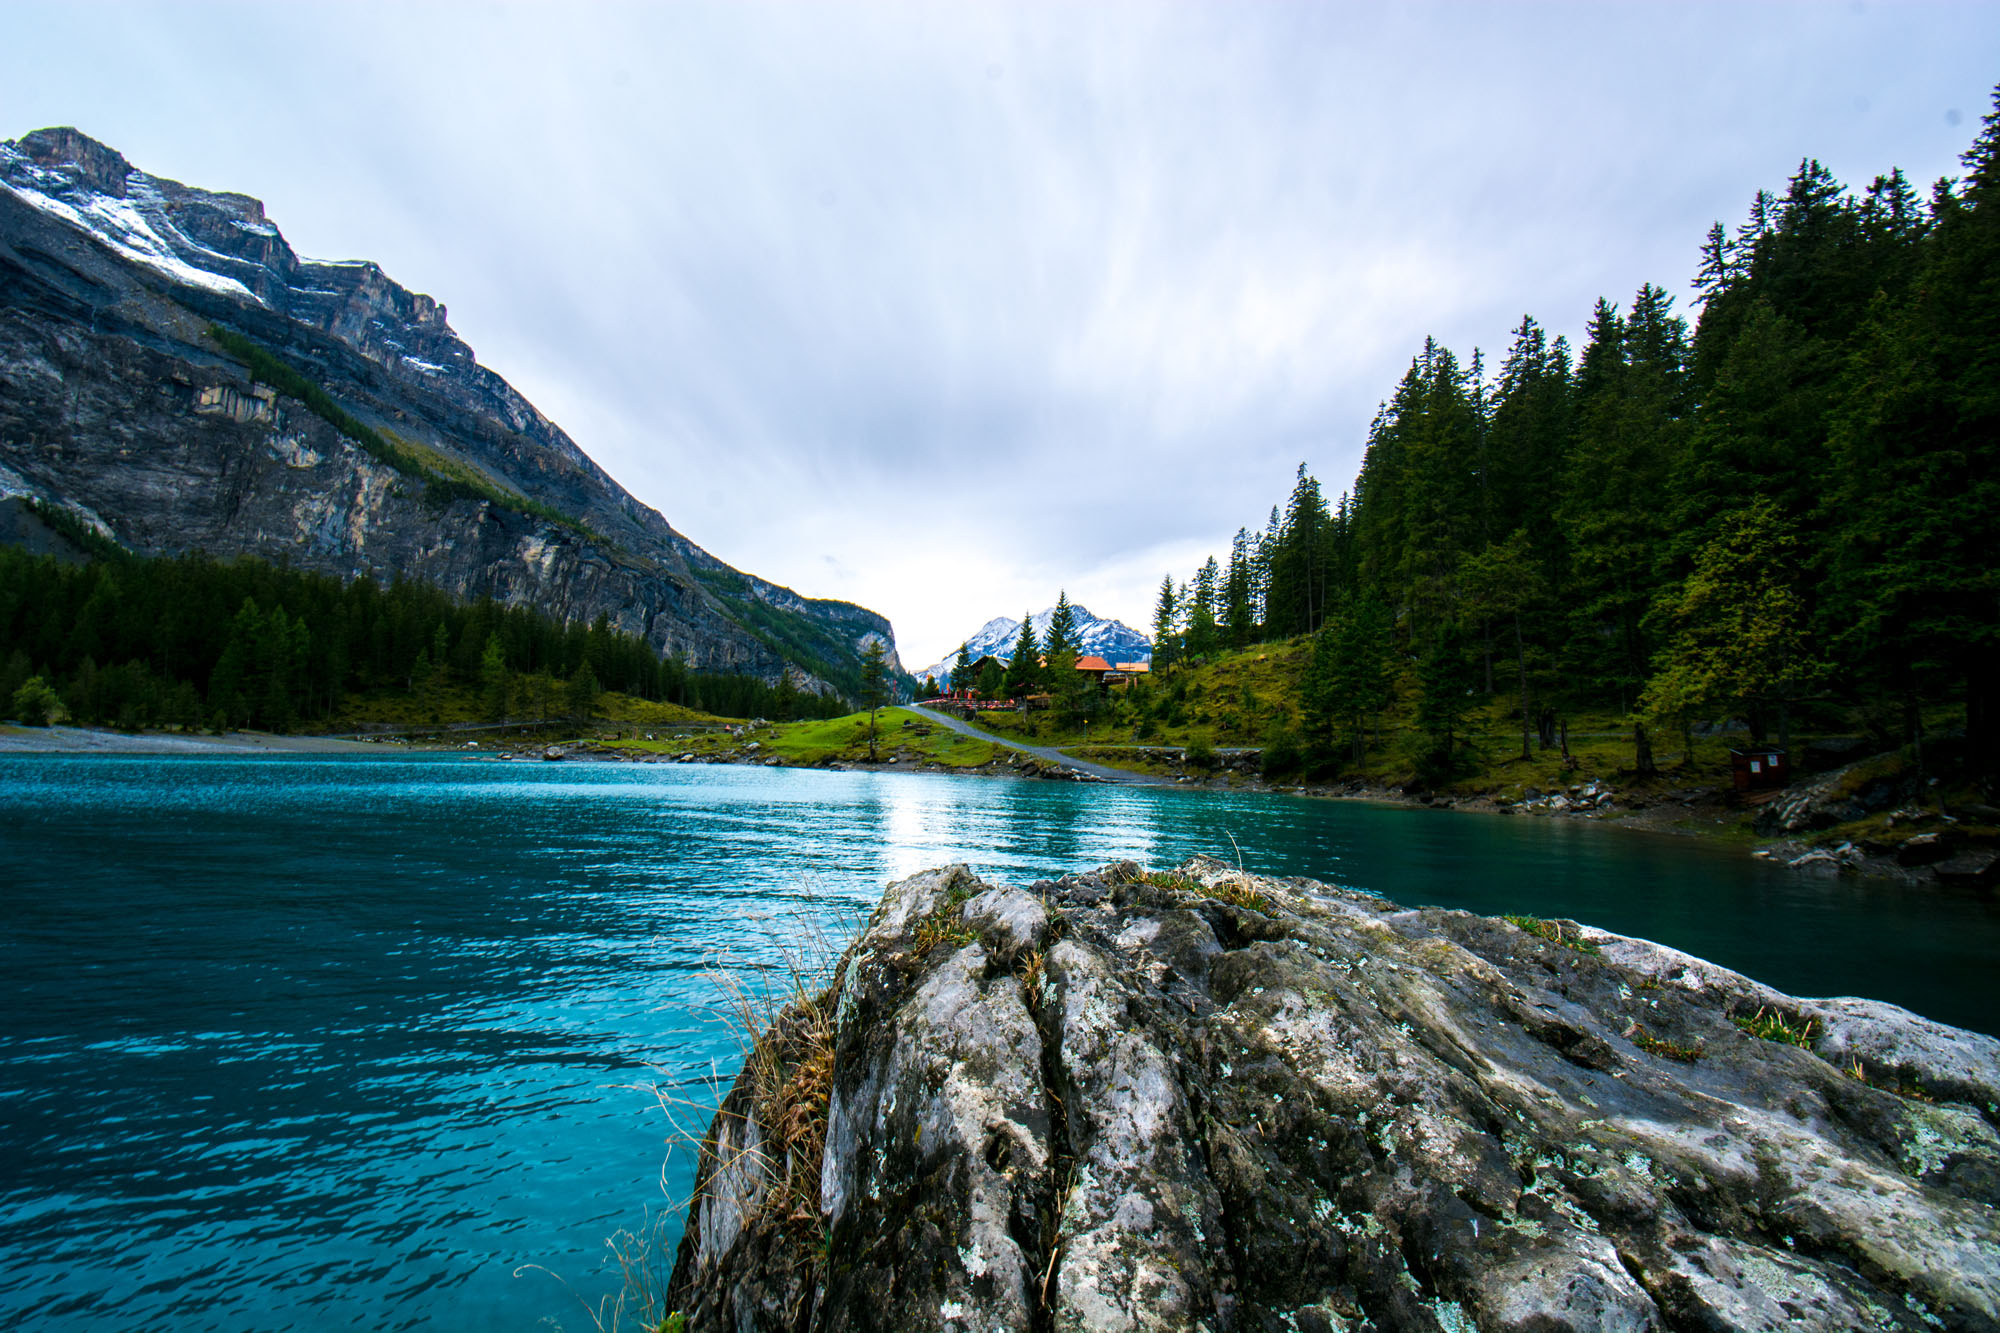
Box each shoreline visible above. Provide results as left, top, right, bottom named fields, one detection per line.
left=0, top=724, right=385, bottom=755
left=3, top=723, right=1965, bottom=887
left=530, top=733, right=1955, bottom=884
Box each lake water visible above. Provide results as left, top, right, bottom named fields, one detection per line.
left=3, top=753, right=1995, bottom=1331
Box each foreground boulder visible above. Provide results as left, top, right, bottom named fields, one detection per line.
left=666, top=860, right=2000, bottom=1331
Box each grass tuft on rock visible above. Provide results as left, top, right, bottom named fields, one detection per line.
left=1131, top=865, right=1274, bottom=914
left=1203, top=877, right=1275, bottom=914
left=911, top=884, right=976, bottom=961
left=1632, top=1028, right=1704, bottom=1063
left=1504, top=914, right=1602, bottom=955
left=1731, top=1006, right=1820, bottom=1047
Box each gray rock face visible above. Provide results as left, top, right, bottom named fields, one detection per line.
left=669, top=859, right=2000, bottom=1331
left=0, top=127, right=897, bottom=691
left=1756, top=760, right=1908, bottom=836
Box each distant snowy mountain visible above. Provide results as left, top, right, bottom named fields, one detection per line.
left=914, top=606, right=1151, bottom=687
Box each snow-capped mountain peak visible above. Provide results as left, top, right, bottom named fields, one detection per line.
left=914, top=606, right=1151, bottom=686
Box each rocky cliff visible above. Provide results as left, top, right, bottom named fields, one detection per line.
left=0, top=127, right=898, bottom=693
left=667, top=859, right=2000, bottom=1331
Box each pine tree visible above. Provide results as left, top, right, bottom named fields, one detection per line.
left=1460, top=532, right=1546, bottom=761
left=1299, top=622, right=1340, bottom=747
left=1692, top=221, right=1737, bottom=307
left=1349, top=343, right=1485, bottom=639
left=1414, top=620, right=1475, bottom=783
left=480, top=631, right=510, bottom=722
left=975, top=657, right=1006, bottom=699
left=1188, top=557, right=1220, bottom=658
left=1150, top=577, right=1179, bottom=676
left=1556, top=287, right=1689, bottom=709
left=1254, top=506, right=1280, bottom=625
left=566, top=661, right=599, bottom=721
left=1045, top=592, right=1079, bottom=664
left=949, top=643, right=973, bottom=693
left=425, top=623, right=451, bottom=725
left=1002, top=613, right=1041, bottom=699
left=1268, top=464, right=1331, bottom=636
left=1327, top=595, right=1396, bottom=764
left=1485, top=313, right=1572, bottom=600
left=1224, top=528, right=1255, bottom=646
left=1043, top=592, right=1083, bottom=718
left=858, top=638, right=890, bottom=760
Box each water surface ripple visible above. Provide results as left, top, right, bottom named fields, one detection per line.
left=2, top=754, right=1994, bottom=1330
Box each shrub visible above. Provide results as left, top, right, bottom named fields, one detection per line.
left=1299, top=740, right=1341, bottom=780
left=11, top=676, right=60, bottom=726
left=1183, top=735, right=1216, bottom=769
left=1259, top=730, right=1303, bottom=778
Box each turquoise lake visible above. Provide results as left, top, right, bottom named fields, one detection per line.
left=2, top=753, right=1995, bottom=1331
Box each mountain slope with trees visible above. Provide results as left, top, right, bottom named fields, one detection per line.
left=0, top=127, right=900, bottom=703
left=1143, top=88, right=1999, bottom=788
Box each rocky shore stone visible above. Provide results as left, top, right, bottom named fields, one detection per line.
left=666, top=859, right=2000, bottom=1331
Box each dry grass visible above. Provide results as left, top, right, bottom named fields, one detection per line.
left=1021, top=948, right=1046, bottom=996
left=739, top=981, right=841, bottom=1229
left=703, top=892, right=857, bottom=1239
left=515, top=1207, right=683, bottom=1333
left=1840, top=1054, right=1936, bottom=1102
left=529, top=885, right=856, bottom=1332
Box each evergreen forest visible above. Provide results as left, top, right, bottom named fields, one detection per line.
left=0, top=539, right=845, bottom=731
left=1146, top=89, right=2000, bottom=781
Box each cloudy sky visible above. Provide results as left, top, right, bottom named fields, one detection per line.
left=5, top=2, right=1996, bottom=671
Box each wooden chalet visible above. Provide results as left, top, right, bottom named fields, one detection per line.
left=1073, top=655, right=1112, bottom=684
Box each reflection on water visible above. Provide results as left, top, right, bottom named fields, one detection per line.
left=1, top=754, right=1994, bottom=1331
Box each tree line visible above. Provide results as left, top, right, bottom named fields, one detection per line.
left=1151, top=87, right=2000, bottom=780
left=0, top=545, right=845, bottom=730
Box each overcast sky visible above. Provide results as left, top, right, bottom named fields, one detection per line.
left=5, top=2, right=1995, bottom=670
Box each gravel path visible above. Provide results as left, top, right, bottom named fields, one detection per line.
left=901, top=706, right=1176, bottom=787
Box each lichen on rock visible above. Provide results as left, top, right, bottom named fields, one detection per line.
left=666, top=859, right=2000, bottom=1331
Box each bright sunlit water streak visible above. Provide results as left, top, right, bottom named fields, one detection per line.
left=2, top=753, right=1995, bottom=1331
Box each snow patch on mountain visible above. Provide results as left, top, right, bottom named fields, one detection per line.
left=0, top=148, right=262, bottom=302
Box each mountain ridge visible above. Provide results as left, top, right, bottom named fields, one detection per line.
left=0, top=126, right=900, bottom=695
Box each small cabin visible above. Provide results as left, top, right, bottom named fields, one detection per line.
left=1729, top=746, right=1790, bottom=792
left=1073, top=655, right=1112, bottom=684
